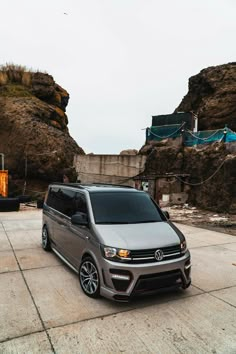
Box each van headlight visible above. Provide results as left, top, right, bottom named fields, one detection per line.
left=102, top=246, right=131, bottom=261
left=180, top=240, right=187, bottom=253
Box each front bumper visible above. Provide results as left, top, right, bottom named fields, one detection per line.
left=100, top=250, right=191, bottom=301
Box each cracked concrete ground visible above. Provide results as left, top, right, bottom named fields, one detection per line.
left=0, top=210, right=236, bottom=353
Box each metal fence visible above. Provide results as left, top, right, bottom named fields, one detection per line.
left=146, top=126, right=236, bottom=146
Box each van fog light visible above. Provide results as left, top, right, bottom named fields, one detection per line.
left=111, top=274, right=130, bottom=281
left=185, top=263, right=191, bottom=270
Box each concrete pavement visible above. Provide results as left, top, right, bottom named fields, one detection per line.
left=0, top=210, right=235, bottom=353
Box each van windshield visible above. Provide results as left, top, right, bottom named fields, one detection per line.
left=90, top=192, right=165, bottom=224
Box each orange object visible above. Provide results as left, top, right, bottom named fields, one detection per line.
left=0, top=170, right=8, bottom=197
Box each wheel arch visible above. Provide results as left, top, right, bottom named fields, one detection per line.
left=81, top=250, right=104, bottom=285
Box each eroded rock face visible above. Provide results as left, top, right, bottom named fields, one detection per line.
left=175, top=63, right=236, bottom=131
left=141, top=63, right=236, bottom=213
left=144, top=143, right=236, bottom=213
left=0, top=67, right=84, bottom=193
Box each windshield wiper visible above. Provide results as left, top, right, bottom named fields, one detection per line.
left=96, top=221, right=131, bottom=224
left=138, top=220, right=160, bottom=223
left=96, top=220, right=160, bottom=224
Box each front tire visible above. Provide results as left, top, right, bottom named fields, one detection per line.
left=79, top=257, right=100, bottom=298
left=182, top=280, right=191, bottom=289
left=42, top=225, right=51, bottom=251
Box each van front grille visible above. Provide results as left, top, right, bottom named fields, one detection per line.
left=129, top=245, right=181, bottom=263
left=132, top=270, right=183, bottom=295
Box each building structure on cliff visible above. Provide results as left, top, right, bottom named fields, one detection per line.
left=137, top=63, right=236, bottom=212
left=138, top=111, right=236, bottom=212
left=134, top=172, right=190, bottom=207
left=73, top=112, right=236, bottom=211
left=146, top=112, right=236, bottom=147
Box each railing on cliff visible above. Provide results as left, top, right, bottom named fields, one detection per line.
left=146, top=125, right=236, bottom=146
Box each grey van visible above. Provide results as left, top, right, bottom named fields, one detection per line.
left=42, top=183, right=191, bottom=301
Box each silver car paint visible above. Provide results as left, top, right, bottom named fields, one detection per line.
left=99, top=251, right=190, bottom=300
left=43, top=184, right=191, bottom=301
left=94, top=222, right=182, bottom=249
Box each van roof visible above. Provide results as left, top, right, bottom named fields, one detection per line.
left=50, top=182, right=138, bottom=193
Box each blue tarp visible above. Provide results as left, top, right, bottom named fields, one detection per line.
left=146, top=126, right=236, bottom=146
left=146, top=124, right=183, bottom=141
left=184, top=128, right=236, bottom=146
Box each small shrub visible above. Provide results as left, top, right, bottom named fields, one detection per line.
left=0, top=63, right=28, bottom=83
left=0, top=63, right=28, bottom=72
left=0, top=72, right=8, bottom=85
left=0, top=63, right=45, bottom=86
left=22, top=72, right=32, bottom=86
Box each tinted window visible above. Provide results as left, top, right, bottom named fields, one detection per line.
left=90, top=192, right=165, bottom=224
left=47, top=187, right=76, bottom=217
left=74, top=193, right=88, bottom=215
left=47, top=187, right=59, bottom=210
left=59, top=189, right=76, bottom=216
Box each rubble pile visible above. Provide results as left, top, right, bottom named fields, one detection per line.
left=165, top=204, right=236, bottom=236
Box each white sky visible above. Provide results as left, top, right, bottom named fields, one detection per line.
left=1, top=0, right=235, bottom=153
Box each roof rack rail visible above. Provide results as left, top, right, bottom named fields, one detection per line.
left=51, top=182, right=85, bottom=189
left=91, top=183, right=134, bottom=189
left=50, top=182, right=134, bottom=189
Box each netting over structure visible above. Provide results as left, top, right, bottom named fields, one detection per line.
left=146, top=126, right=236, bottom=146
left=146, top=124, right=184, bottom=141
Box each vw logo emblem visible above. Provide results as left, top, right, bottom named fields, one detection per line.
left=155, top=249, right=164, bottom=261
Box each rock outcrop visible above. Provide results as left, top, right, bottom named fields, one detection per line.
left=142, top=143, right=236, bottom=213
left=0, top=65, right=84, bottom=194
left=141, top=63, right=236, bottom=213
left=175, top=62, right=236, bottom=131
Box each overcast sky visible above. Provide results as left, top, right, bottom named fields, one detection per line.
left=1, top=0, right=235, bottom=153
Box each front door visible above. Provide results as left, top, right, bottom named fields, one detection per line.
left=65, top=192, right=91, bottom=269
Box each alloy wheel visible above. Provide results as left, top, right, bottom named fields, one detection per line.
left=42, top=226, right=51, bottom=251
left=80, top=260, right=99, bottom=295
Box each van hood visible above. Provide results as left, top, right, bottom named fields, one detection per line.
left=94, top=221, right=182, bottom=249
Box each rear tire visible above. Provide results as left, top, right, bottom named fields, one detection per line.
left=79, top=257, right=100, bottom=298
left=42, top=225, right=51, bottom=251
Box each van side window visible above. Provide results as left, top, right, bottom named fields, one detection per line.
left=47, top=187, right=59, bottom=210
left=60, top=189, right=76, bottom=217
left=47, top=187, right=76, bottom=217
left=74, top=193, right=87, bottom=215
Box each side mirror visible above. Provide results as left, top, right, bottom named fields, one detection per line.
left=71, top=213, right=88, bottom=226
left=163, top=210, right=170, bottom=219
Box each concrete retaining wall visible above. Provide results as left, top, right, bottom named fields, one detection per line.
left=73, top=154, right=147, bottom=186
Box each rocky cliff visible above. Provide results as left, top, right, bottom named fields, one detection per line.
left=0, top=65, right=84, bottom=195
left=141, top=143, right=236, bottom=213
left=141, top=63, right=236, bottom=213
left=175, top=62, right=236, bottom=131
